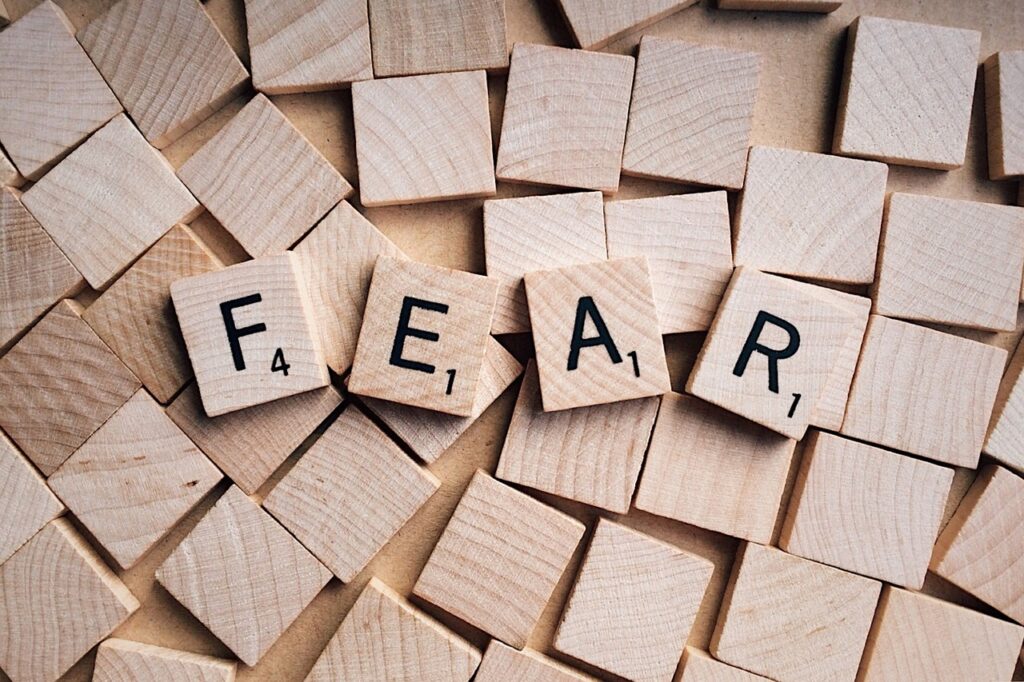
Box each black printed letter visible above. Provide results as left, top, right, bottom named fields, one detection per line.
left=567, top=296, right=622, bottom=371
left=732, top=310, right=800, bottom=394
left=390, top=296, right=449, bottom=374
left=220, top=294, right=267, bottom=372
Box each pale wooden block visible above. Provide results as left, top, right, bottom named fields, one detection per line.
left=841, top=315, right=1006, bottom=467
left=496, top=43, right=635, bottom=193
left=985, top=51, right=1024, bottom=179
left=808, top=287, right=871, bottom=431
left=679, top=648, right=770, bottom=682
left=623, top=36, right=761, bottom=190
left=931, top=465, right=1024, bottom=623
left=718, top=0, right=841, bottom=11
left=171, top=252, right=330, bottom=417
left=156, top=485, right=332, bottom=666
left=178, top=94, right=352, bottom=257
left=555, top=519, right=713, bottom=682
left=48, top=389, right=222, bottom=569
left=245, top=0, right=372, bottom=94
left=834, top=16, right=981, bottom=169
left=0, top=147, right=24, bottom=187
left=77, top=0, right=248, bottom=148
left=859, top=587, right=1024, bottom=682
left=605, top=192, right=734, bottom=334
left=413, top=471, right=585, bottom=648
left=349, top=256, right=498, bottom=417
left=526, top=257, right=671, bottom=411
left=476, top=640, right=596, bottom=682
left=484, top=191, right=607, bottom=334
left=367, top=0, right=507, bottom=77
left=0, top=431, right=64, bottom=566
left=307, top=577, right=481, bottom=682
left=634, top=392, right=796, bottom=544
left=0, top=300, right=140, bottom=475
left=94, top=639, right=237, bottom=682
left=985, top=340, right=1024, bottom=473
left=0, top=0, right=122, bottom=180
left=83, top=224, right=223, bottom=403
left=0, top=519, right=139, bottom=682
left=873, top=193, right=1024, bottom=332
left=711, top=542, right=881, bottom=681
left=556, top=0, right=698, bottom=50
left=352, top=70, right=495, bottom=206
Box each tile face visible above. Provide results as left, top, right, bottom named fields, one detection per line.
left=605, top=192, right=733, bottom=334
left=556, top=0, right=697, bottom=49
left=719, top=0, right=841, bottom=9
left=156, top=486, right=332, bottom=666
left=0, top=0, right=122, bottom=180
left=349, top=257, right=498, bottom=417
left=985, top=340, right=1024, bottom=473
left=476, top=640, right=596, bottom=682
left=413, top=471, right=585, bottom=648
left=78, top=0, right=249, bottom=148
left=679, top=648, right=770, bottom=682
left=353, top=70, right=495, bottom=206
left=623, top=36, right=761, bottom=190
left=171, top=252, right=330, bottom=416
left=177, top=94, right=351, bottom=258
left=985, top=51, right=1024, bottom=179
left=94, top=639, right=237, bottom=682
left=834, top=16, right=981, bottom=169
left=526, top=257, right=671, bottom=411
left=22, top=114, right=201, bottom=290
left=0, top=431, right=64, bottom=566
left=555, top=520, right=713, bottom=682
left=496, top=43, right=635, bottom=193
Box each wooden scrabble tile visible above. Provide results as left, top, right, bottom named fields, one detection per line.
left=156, top=485, right=332, bottom=665
left=556, top=0, right=697, bottom=50
left=48, top=389, right=222, bottom=569
left=0, top=147, right=24, bottom=187
left=605, top=192, right=734, bottom=334
left=496, top=362, right=659, bottom=513
left=349, top=256, right=498, bottom=417
left=476, top=640, right=596, bottom=682
left=873, top=193, right=1024, bottom=331
left=245, top=0, right=372, bottom=94
left=77, top=0, right=248, bottom=148
left=809, top=287, right=871, bottom=431
left=834, top=16, right=981, bottom=169
left=307, top=577, right=481, bottom=681
left=986, top=51, right=1024, bottom=179
left=0, top=519, right=139, bottom=682
left=0, top=300, right=141, bottom=475
left=171, top=252, right=330, bottom=416
left=931, top=465, right=1024, bottom=623
left=841, top=315, right=1006, bottom=467
left=413, top=471, right=585, bottom=647
left=367, top=0, right=507, bottom=77
left=0, top=431, right=64, bottom=566
left=352, top=70, right=495, bottom=206
left=623, top=36, right=761, bottom=190
left=710, top=542, right=881, bottom=681
left=718, top=0, right=841, bottom=10
left=859, top=587, right=1024, bottom=682
left=0, top=0, right=122, bottom=180
left=0, top=187, right=83, bottom=352
left=679, top=648, right=770, bottom=682
left=985, top=340, right=1024, bottom=473
left=177, top=94, right=351, bottom=257
left=525, top=257, right=671, bottom=411
left=634, top=392, right=796, bottom=544
left=94, top=639, right=237, bottom=682
left=496, top=43, right=635, bottom=193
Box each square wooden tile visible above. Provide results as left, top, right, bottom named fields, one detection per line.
left=413, top=471, right=585, bottom=647
left=496, top=43, right=634, bottom=193
left=679, top=648, right=770, bottom=681
left=808, top=287, right=871, bottom=431
left=985, top=339, right=1024, bottom=473
left=623, top=36, right=761, bottom=190
left=476, top=640, right=595, bottom=682
left=556, top=0, right=697, bottom=49
left=718, top=0, right=841, bottom=10
left=0, top=431, right=64, bottom=566
left=94, top=639, right=237, bottom=682
left=985, top=51, right=1024, bottom=179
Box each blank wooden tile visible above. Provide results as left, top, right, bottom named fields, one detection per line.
left=307, top=577, right=481, bottom=682
left=156, top=485, right=332, bottom=666
left=605, top=192, right=734, bottom=334
left=635, top=392, right=796, bottom=544
left=718, top=0, right=841, bottom=10
left=985, top=340, right=1024, bottom=473
left=0, top=519, right=139, bottom=682
left=171, top=252, right=330, bottom=416
left=679, top=648, right=770, bottom=682
left=77, top=0, right=248, bottom=148
left=476, top=640, right=596, bottom=682
left=496, top=43, right=634, bottom=193
left=349, top=256, right=498, bottom=417
left=526, top=257, right=671, bottom=411
left=623, top=36, right=761, bottom=190
left=834, top=16, right=981, bottom=169
left=986, top=51, right=1024, bottom=179
left=0, top=0, right=122, bottom=180
left=413, top=471, right=585, bottom=648
left=556, top=0, right=697, bottom=50
left=177, top=94, right=351, bottom=258
left=0, top=146, right=24, bottom=187
left=352, top=70, right=495, bottom=206
left=841, top=315, right=1006, bottom=467
left=808, top=287, right=871, bottom=431
left=711, top=542, right=881, bottom=682
left=0, top=431, right=64, bottom=566
left=0, top=300, right=141, bottom=475
left=94, top=639, right=237, bottom=682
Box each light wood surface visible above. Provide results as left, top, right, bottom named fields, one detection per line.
left=985, top=338, right=1024, bottom=473
left=0, top=148, right=22, bottom=187
left=678, top=648, right=770, bottom=682
left=556, top=0, right=696, bottom=49
left=985, top=51, right=1024, bottom=179
left=476, top=640, right=595, bottom=682
left=0, top=430, right=64, bottom=566
left=806, top=286, right=871, bottom=431
left=94, top=639, right=237, bottom=682
left=718, top=0, right=841, bottom=10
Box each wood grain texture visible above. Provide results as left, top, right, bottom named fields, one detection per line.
left=984, top=51, right=1024, bottom=179
left=413, top=471, right=585, bottom=648
left=496, top=43, right=634, bottom=193
left=77, top=0, right=249, bottom=148
left=679, top=648, right=770, bottom=682
left=807, top=287, right=870, bottom=431
left=476, top=640, right=595, bottom=682
left=984, top=339, right=1024, bottom=473
left=93, top=639, right=237, bottom=682
left=0, top=146, right=24, bottom=187
left=623, top=36, right=761, bottom=190
left=718, top=0, right=841, bottom=11
left=556, top=0, right=697, bottom=50
left=352, top=70, right=495, bottom=206
left=0, top=430, right=64, bottom=566
left=177, top=94, right=351, bottom=257
left=833, top=16, right=981, bottom=169
left=156, top=485, right=332, bottom=666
